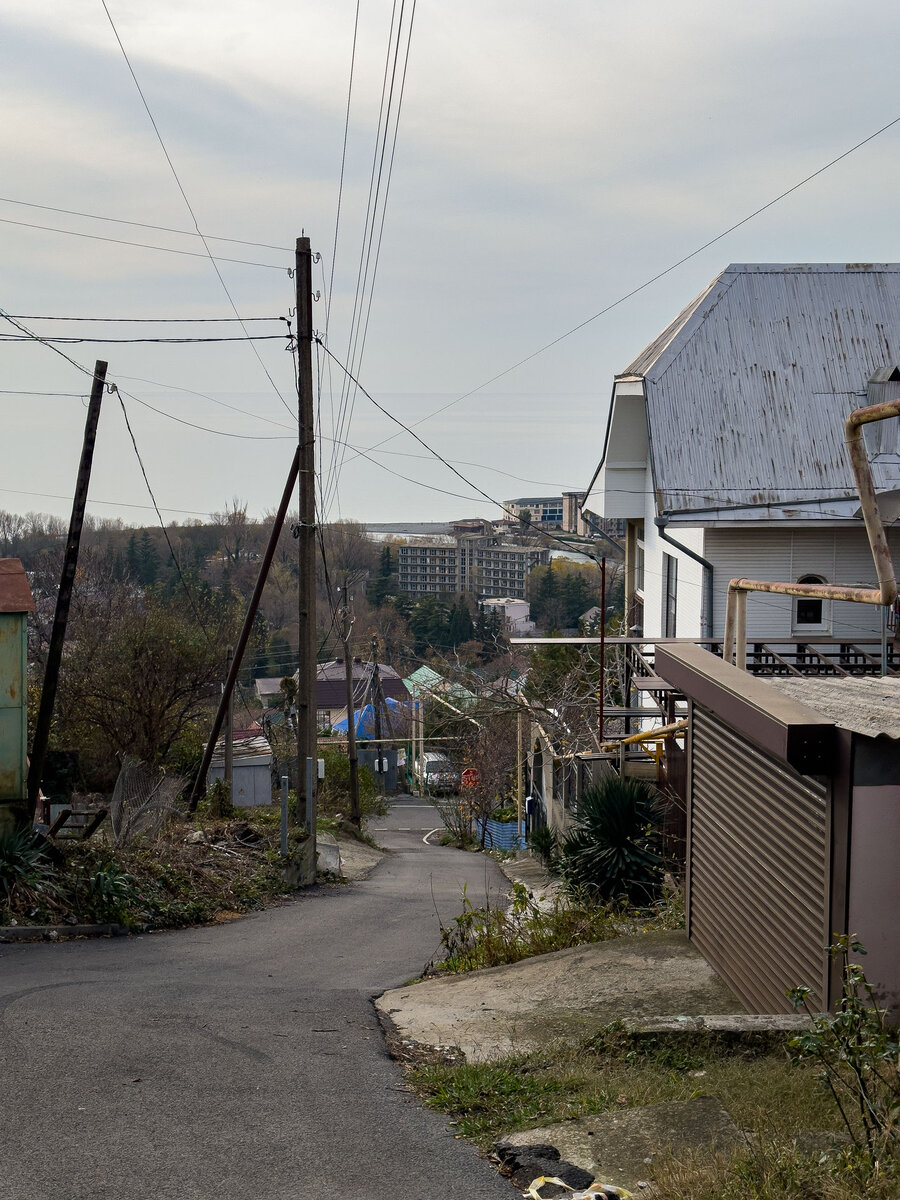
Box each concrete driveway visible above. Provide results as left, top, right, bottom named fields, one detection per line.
left=0, top=799, right=512, bottom=1200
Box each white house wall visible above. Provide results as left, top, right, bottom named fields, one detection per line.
left=638, top=503, right=706, bottom=639
left=703, top=526, right=900, bottom=641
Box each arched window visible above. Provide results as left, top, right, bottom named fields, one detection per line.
left=793, top=574, right=829, bottom=632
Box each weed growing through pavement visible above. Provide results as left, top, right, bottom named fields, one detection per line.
left=431, top=879, right=684, bottom=974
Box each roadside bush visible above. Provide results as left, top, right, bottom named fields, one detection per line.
left=317, top=748, right=386, bottom=821
left=789, top=936, right=899, bottom=1170
left=0, top=828, right=62, bottom=920
left=527, top=824, right=558, bottom=871
left=559, top=777, right=664, bottom=905
left=434, top=880, right=620, bottom=973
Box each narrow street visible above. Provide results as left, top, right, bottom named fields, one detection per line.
left=0, top=800, right=513, bottom=1200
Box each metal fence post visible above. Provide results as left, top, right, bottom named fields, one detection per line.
left=280, top=775, right=289, bottom=857
left=306, top=757, right=315, bottom=837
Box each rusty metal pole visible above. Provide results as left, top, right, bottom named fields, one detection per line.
left=28, top=359, right=107, bottom=823
left=598, top=555, right=606, bottom=744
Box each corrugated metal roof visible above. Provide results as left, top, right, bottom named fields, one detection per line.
left=625, top=264, right=900, bottom=514
left=211, top=733, right=272, bottom=764
left=767, top=675, right=900, bottom=740
left=0, top=559, right=35, bottom=613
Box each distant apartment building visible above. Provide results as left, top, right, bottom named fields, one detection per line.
left=398, top=528, right=549, bottom=599
left=504, top=493, right=625, bottom=542
left=504, top=496, right=565, bottom=528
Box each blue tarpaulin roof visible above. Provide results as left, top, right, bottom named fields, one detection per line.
left=331, top=698, right=406, bottom=736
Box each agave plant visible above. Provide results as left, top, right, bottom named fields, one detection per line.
left=0, top=827, right=59, bottom=906
left=559, top=777, right=664, bottom=905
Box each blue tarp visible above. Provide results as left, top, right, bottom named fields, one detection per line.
left=331, top=698, right=406, bottom=737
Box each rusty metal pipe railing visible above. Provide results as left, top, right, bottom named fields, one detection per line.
left=600, top=718, right=688, bottom=753
left=724, top=395, right=900, bottom=668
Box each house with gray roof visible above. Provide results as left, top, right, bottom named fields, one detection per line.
left=583, top=263, right=900, bottom=645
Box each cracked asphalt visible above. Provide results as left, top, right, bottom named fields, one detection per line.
left=0, top=799, right=512, bottom=1199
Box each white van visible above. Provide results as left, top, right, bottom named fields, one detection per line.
left=414, top=751, right=460, bottom=795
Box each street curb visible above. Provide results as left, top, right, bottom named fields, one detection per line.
left=0, top=923, right=131, bottom=942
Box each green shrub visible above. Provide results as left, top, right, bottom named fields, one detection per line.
left=527, top=824, right=559, bottom=871
left=0, top=828, right=60, bottom=917
left=789, top=936, right=899, bottom=1169
left=559, top=777, right=664, bottom=905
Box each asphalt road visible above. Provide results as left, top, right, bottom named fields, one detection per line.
left=0, top=799, right=513, bottom=1200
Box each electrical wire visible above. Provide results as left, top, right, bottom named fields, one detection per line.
left=327, top=0, right=361, bottom=334
left=338, top=112, right=900, bottom=474
left=0, top=194, right=291, bottom=251
left=9, top=314, right=283, bottom=323
left=0, top=215, right=287, bottom=270
left=100, top=0, right=296, bottom=421
left=1, top=333, right=289, bottom=344
left=324, top=0, right=417, bottom=516
left=331, top=0, right=417, bottom=508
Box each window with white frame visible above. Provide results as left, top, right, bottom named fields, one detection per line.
left=792, top=574, right=830, bottom=633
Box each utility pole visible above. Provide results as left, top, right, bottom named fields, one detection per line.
left=28, top=359, right=107, bottom=823
left=189, top=447, right=299, bottom=812
left=224, top=645, right=234, bottom=797
left=371, top=635, right=385, bottom=794
left=340, top=578, right=361, bottom=826
left=295, top=235, right=317, bottom=833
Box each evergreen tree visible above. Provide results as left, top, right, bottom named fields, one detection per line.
left=137, top=530, right=160, bottom=586
left=369, top=545, right=398, bottom=607
left=126, top=533, right=140, bottom=581
left=447, top=597, right=474, bottom=647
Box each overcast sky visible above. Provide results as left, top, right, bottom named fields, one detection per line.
left=2, top=1, right=899, bottom=528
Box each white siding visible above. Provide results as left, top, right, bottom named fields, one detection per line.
left=703, top=526, right=900, bottom=641
left=640, top=515, right=706, bottom=639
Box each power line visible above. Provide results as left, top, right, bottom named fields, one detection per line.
left=0, top=215, right=287, bottom=270
left=1, top=333, right=289, bottom=344
left=339, top=111, right=900, bottom=472
left=327, top=0, right=361, bottom=334
left=324, top=0, right=417, bottom=515
left=100, top=0, right=296, bottom=421
left=0, top=485, right=210, bottom=517
left=8, top=314, right=283, bottom=323
left=0, top=194, right=292, bottom=251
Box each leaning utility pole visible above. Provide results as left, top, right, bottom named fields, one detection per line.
left=295, top=235, right=317, bottom=833
left=224, top=645, right=234, bottom=796
left=28, top=359, right=107, bottom=823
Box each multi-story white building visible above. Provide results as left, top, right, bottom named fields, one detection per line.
left=398, top=532, right=549, bottom=599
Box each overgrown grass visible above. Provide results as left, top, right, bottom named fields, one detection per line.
left=432, top=880, right=684, bottom=974
left=652, top=1139, right=899, bottom=1200
left=408, top=1027, right=837, bottom=1150
left=0, top=813, right=292, bottom=930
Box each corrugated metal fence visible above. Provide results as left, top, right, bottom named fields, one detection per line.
left=688, top=704, right=828, bottom=1012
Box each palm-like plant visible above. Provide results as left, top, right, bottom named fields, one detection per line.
left=559, top=777, right=664, bottom=905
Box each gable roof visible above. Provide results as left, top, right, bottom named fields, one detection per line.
left=613, top=264, right=900, bottom=515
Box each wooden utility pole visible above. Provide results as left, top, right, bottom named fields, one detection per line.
left=340, top=580, right=361, bottom=826
left=188, top=447, right=299, bottom=812
left=371, top=635, right=385, bottom=793
left=28, top=359, right=107, bottom=823
left=295, top=235, right=317, bottom=832
left=224, top=645, right=234, bottom=796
